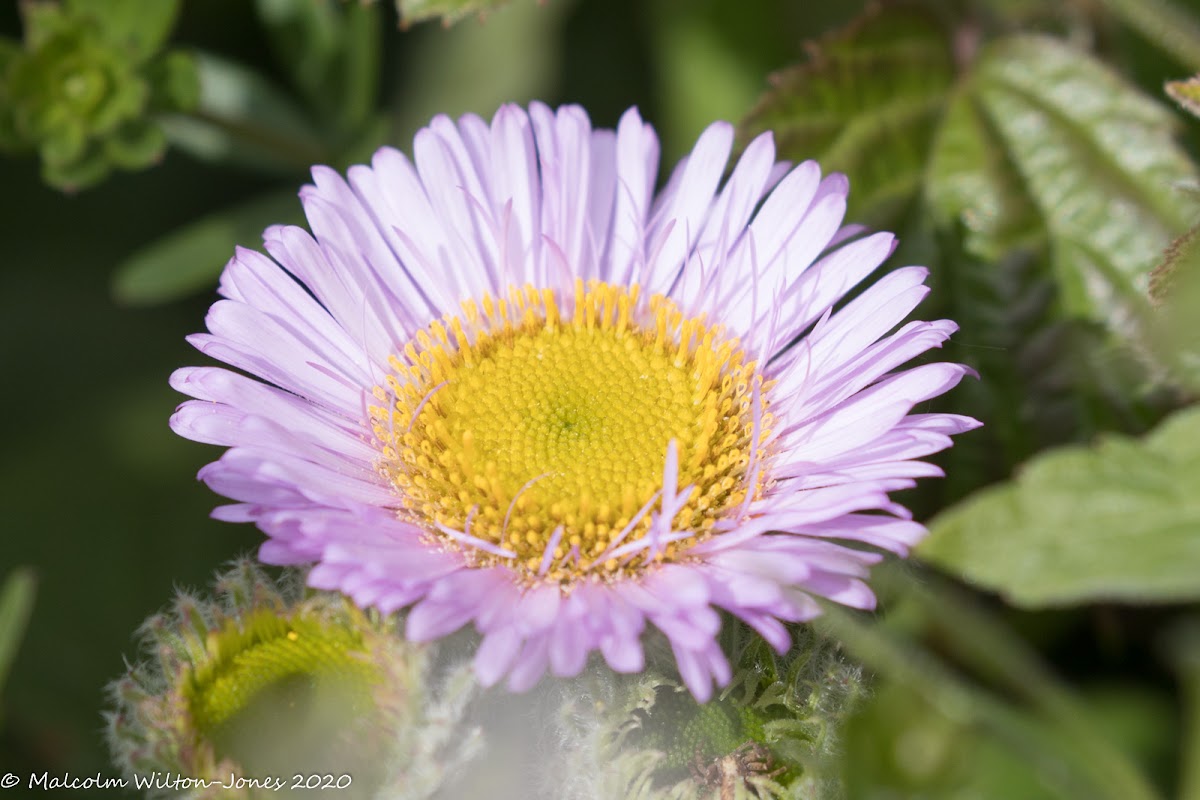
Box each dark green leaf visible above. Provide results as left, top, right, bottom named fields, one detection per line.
left=159, top=51, right=327, bottom=174
left=926, top=88, right=1043, bottom=261
left=66, top=0, right=181, bottom=61
left=397, top=0, right=511, bottom=27
left=920, top=405, right=1200, bottom=607
left=254, top=0, right=381, bottom=133
left=145, top=50, right=201, bottom=113
left=1164, top=620, right=1200, bottom=800
left=931, top=36, right=1200, bottom=335
left=0, top=568, right=36, bottom=720
left=1095, top=0, right=1200, bottom=74
left=112, top=191, right=305, bottom=305
left=740, top=4, right=955, bottom=223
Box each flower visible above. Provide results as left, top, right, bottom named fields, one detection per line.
left=171, top=102, right=979, bottom=701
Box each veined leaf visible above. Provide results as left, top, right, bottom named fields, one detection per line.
left=112, top=190, right=304, bottom=305
left=919, top=405, right=1200, bottom=607
left=1144, top=220, right=1200, bottom=391
left=930, top=36, right=1200, bottom=335
left=740, top=4, right=954, bottom=223
left=926, top=88, right=1042, bottom=261
left=397, top=0, right=511, bottom=27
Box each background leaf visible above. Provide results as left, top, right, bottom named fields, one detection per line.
left=919, top=405, right=1200, bottom=607
left=254, top=0, right=381, bottom=134
left=159, top=51, right=327, bottom=173
left=396, top=0, right=511, bottom=27
left=1164, top=620, right=1200, bottom=800
left=740, top=4, right=954, bottom=224
left=0, top=568, right=36, bottom=724
left=112, top=190, right=304, bottom=305
left=931, top=35, right=1200, bottom=336
left=1143, top=220, right=1200, bottom=392
left=1094, top=0, right=1200, bottom=74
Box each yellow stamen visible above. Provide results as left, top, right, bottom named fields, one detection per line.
left=370, top=281, right=769, bottom=585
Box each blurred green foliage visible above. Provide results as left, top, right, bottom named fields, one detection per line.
left=0, top=0, right=198, bottom=190
left=922, top=405, right=1200, bottom=606
left=3, top=0, right=1200, bottom=797
left=0, top=569, right=35, bottom=728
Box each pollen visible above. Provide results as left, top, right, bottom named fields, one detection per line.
left=371, top=280, right=771, bottom=584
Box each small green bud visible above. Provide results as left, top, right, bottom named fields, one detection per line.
left=106, top=560, right=483, bottom=799
left=0, top=1, right=197, bottom=190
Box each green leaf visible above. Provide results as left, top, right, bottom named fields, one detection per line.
left=1164, top=620, right=1200, bottom=800
left=112, top=191, right=305, bottom=305
left=930, top=36, right=1200, bottom=334
left=159, top=50, right=327, bottom=174
left=397, top=0, right=511, bottom=27
left=740, top=4, right=955, bottom=223
left=254, top=0, right=381, bottom=133
left=1094, top=0, right=1200, bottom=74
left=920, top=405, right=1200, bottom=607
left=145, top=50, right=201, bottom=113
left=1143, top=221, right=1200, bottom=391
left=66, top=0, right=181, bottom=61
left=821, top=606, right=1161, bottom=800
left=0, top=568, right=36, bottom=722
left=926, top=89, right=1043, bottom=261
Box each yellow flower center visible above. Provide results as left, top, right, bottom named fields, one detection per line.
left=371, top=280, right=771, bottom=583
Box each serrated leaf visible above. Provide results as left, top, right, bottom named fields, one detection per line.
left=0, top=568, right=36, bottom=719
left=920, top=405, right=1200, bottom=607
left=112, top=191, right=304, bottom=305
left=935, top=36, right=1200, bottom=335
left=1143, top=221, right=1200, bottom=390
left=740, top=4, right=954, bottom=223
left=397, top=0, right=511, bottom=27
left=66, top=0, right=181, bottom=61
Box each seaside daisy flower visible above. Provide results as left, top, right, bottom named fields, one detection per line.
left=171, top=102, right=979, bottom=701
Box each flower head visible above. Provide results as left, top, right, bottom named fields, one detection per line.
left=172, top=102, right=979, bottom=700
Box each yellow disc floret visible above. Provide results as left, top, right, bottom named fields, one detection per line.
left=370, top=280, right=771, bottom=584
